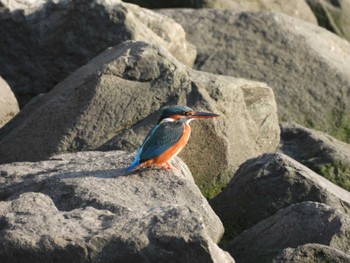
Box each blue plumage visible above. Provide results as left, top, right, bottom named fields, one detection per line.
left=125, top=124, right=158, bottom=172
left=125, top=118, right=185, bottom=172
left=125, top=105, right=219, bottom=172
left=157, top=106, right=193, bottom=123
left=125, top=157, right=141, bottom=172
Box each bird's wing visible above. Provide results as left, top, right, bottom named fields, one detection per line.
left=125, top=124, right=160, bottom=172
left=139, top=121, right=184, bottom=162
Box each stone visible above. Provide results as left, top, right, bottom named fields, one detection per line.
left=0, top=76, right=19, bottom=128
left=0, top=0, right=196, bottom=107
left=160, top=9, right=350, bottom=142
left=0, top=151, right=234, bottom=263
left=210, top=153, right=350, bottom=240
left=307, top=0, right=350, bottom=41
left=126, top=0, right=317, bottom=24
left=0, top=41, right=280, bottom=197
left=226, top=202, right=350, bottom=263
left=281, top=122, right=350, bottom=191
left=273, top=243, right=350, bottom=263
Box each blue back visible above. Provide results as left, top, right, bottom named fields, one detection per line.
left=126, top=118, right=186, bottom=171
left=140, top=119, right=185, bottom=162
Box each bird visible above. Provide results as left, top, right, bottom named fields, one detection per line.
left=126, top=105, right=219, bottom=172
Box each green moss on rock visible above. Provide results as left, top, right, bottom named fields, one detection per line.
left=199, top=168, right=232, bottom=200
left=318, top=160, right=350, bottom=191
left=329, top=107, right=350, bottom=142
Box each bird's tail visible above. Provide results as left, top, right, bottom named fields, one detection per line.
left=125, top=158, right=140, bottom=173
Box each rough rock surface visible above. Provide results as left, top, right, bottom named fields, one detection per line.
left=0, top=151, right=234, bottom=263
left=281, top=122, right=350, bottom=191
left=125, top=0, right=317, bottom=24
left=307, top=0, right=350, bottom=41
left=0, top=40, right=280, bottom=197
left=273, top=243, right=350, bottom=263
left=0, top=0, right=196, bottom=106
left=211, top=153, right=350, bottom=240
left=160, top=9, right=350, bottom=142
left=0, top=76, right=19, bottom=128
left=226, top=202, right=350, bottom=263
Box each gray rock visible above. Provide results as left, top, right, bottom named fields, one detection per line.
left=281, top=122, right=350, bottom=191
left=160, top=9, right=350, bottom=142
left=0, top=0, right=196, bottom=106
left=126, top=0, right=317, bottom=24
left=307, top=0, right=350, bottom=41
left=0, top=76, right=19, bottom=128
left=227, top=202, right=350, bottom=263
left=0, top=40, right=280, bottom=197
left=210, top=153, right=350, bottom=240
left=0, top=151, right=234, bottom=263
left=273, top=243, right=350, bottom=263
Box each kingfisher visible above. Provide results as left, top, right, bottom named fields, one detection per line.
left=126, top=105, right=219, bottom=172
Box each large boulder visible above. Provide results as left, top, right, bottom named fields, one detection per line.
left=226, top=202, right=350, bottom=263
left=273, top=243, right=350, bottom=263
left=307, top=0, right=350, bottom=41
left=0, top=41, right=280, bottom=197
left=160, top=9, right=350, bottom=142
left=0, top=76, right=19, bottom=128
left=210, top=153, right=350, bottom=240
left=0, top=151, right=234, bottom=263
left=0, top=0, right=196, bottom=107
left=281, top=122, right=350, bottom=191
left=124, top=0, right=317, bottom=24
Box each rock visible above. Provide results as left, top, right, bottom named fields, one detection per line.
left=0, top=151, right=234, bottom=263
left=307, top=0, right=350, bottom=41
left=226, top=202, right=350, bottom=263
left=0, top=40, right=280, bottom=197
left=126, top=0, right=317, bottom=24
left=0, top=76, right=19, bottom=128
left=273, top=243, right=350, bottom=263
left=226, top=0, right=317, bottom=24
left=0, top=0, right=196, bottom=107
left=281, top=122, right=350, bottom=191
left=210, top=153, right=350, bottom=240
left=160, top=9, right=350, bottom=142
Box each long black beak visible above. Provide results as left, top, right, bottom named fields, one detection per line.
left=191, top=111, right=220, bottom=119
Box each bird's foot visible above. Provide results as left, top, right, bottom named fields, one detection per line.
left=165, top=161, right=175, bottom=170
left=164, top=161, right=180, bottom=173
left=154, top=161, right=177, bottom=171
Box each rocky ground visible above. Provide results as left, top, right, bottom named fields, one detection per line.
left=1, top=0, right=350, bottom=262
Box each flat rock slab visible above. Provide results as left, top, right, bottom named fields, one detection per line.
left=160, top=9, right=350, bottom=141
left=226, top=202, right=350, bottom=263
left=281, top=122, right=350, bottom=191
left=211, top=153, right=350, bottom=239
left=0, top=40, right=280, bottom=197
left=0, top=151, right=234, bottom=263
left=273, top=243, right=350, bottom=263
left=0, top=0, right=196, bottom=106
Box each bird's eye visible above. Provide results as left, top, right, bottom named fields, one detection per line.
left=183, top=111, right=188, bottom=115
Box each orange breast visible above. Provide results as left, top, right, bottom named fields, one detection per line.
left=153, top=123, right=191, bottom=165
